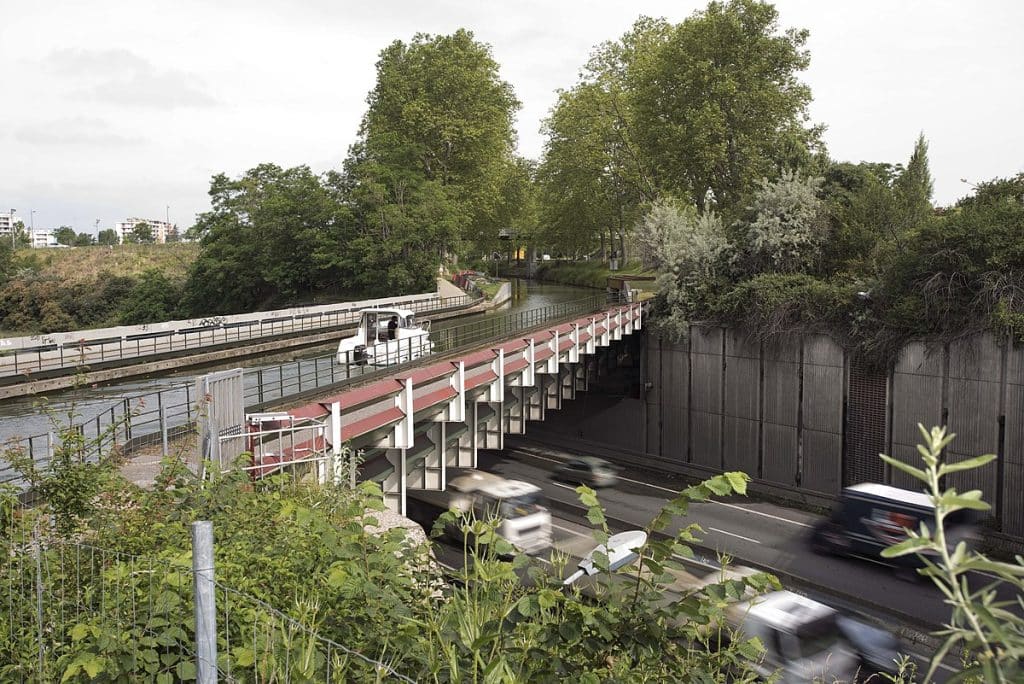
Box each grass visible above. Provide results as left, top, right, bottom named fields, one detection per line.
left=535, top=259, right=658, bottom=289
left=14, top=243, right=199, bottom=284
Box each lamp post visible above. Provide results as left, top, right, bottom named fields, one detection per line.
left=8, top=208, right=14, bottom=249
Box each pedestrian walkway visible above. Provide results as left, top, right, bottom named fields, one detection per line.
left=436, top=277, right=467, bottom=299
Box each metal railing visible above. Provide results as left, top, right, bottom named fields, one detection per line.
left=0, top=294, right=478, bottom=382
left=2, top=292, right=627, bottom=483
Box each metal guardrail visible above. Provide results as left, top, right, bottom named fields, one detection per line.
left=0, top=294, right=477, bottom=382
left=1, top=292, right=627, bottom=483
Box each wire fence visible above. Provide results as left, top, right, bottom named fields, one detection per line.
left=2, top=292, right=622, bottom=484
left=0, top=521, right=416, bottom=683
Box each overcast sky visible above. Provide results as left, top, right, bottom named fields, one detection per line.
left=2, top=0, right=1021, bottom=233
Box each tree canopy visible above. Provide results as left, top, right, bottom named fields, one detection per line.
left=351, top=29, right=522, bottom=262
left=184, top=164, right=353, bottom=314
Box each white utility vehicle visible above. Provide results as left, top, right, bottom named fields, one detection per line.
left=406, top=470, right=553, bottom=555
left=336, top=308, right=433, bottom=366
left=697, top=566, right=860, bottom=683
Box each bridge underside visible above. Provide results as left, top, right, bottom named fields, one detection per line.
left=230, top=302, right=644, bottom=514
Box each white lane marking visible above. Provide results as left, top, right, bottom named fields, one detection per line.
left=551, top=522, right=589, bottom=536
left=549, top=481, right=576, bottom=491
left=518, top=450, right=813, bottom=529
left=707, top=526, right=761, bottom=544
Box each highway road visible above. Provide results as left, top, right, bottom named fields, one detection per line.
left=463, top=439, right=973, bottom=680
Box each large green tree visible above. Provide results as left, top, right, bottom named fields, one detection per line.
left=185, top=164, right=353, bottom=314
left=631, top=0, right=821, bottom=213
left=537, top=18, right=666, bottom=259
left=351, top=29, right=521, bottom=264
left=96, top=229, right=119, bottom=246
left=54, top=226, right=76, bottom=246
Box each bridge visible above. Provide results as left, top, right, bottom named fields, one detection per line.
left=204, top=300, right=644, bottom=515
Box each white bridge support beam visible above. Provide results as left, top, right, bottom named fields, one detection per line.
left=482, top=401, right=504, bottom=450
left=407, top=422, right=444, bottom=490
left=575, top=361, right=590, bottom=393
left=382, top=448, right=406, bottom=515
left=504, top=386, right=526, bottom=435
left=526, top=384, right=545, bottom=422
left=544, top=373, right=561, bottom=411
left=456, top=401, right=478, bottom=469
left=428, top=421, right=445, bottom=489
left=560, top=364, right=576, bottom=402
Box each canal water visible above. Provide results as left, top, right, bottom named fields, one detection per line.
left=0, top=280, right=594, bottom=445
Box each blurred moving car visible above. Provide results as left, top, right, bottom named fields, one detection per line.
left=836, top=614, right=903, bottom=678
left=552, top=456, right=620, bottom=488
left=809, top=483, right=980, bottom=569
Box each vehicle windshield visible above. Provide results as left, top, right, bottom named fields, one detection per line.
left=499, top=492, right=547, bottom=518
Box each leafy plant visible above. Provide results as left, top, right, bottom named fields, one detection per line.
left=881, top=425, right=1024, bottom=683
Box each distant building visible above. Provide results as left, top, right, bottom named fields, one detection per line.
left=30, top=229, right=58, bottom=248
left=114, top=218, right=177, bottom=244
left=0, top=210, right=17, bottom=240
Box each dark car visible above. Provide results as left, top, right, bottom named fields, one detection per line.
left=808, top=483, right=980, bottom=569
left=552, top=456, right=620, bottom=488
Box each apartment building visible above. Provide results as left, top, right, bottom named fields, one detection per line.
left=114, top=218, right=176, bottom=244
left=0, top=210, right=17, bottom=240
left=30, top=229, right=58, bottom=248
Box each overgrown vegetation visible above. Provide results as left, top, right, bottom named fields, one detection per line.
left=0, top=244, right=197, bottom=334
left=5, top=404, right=1023, bottom=681
left=881, top=425, right=1024, bottom=683
left=2, top=419, right=787, bottom=682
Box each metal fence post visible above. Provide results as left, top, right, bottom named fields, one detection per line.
left=160, top=403, right=169, bottom=458
left=191, top=521, right=218, bottom=684
left=34, top=526, right=44, bottom=676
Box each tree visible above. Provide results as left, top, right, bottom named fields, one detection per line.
left=185, top=164, right=353, bottom=314
left=96, top=229, right=119, bottom=246
left=124, top=222, right=154, bottom=244
left=54, top=226, right=76, bottom=246
left=73, top=232, right=94, bottom=246
left=737, top=169, right=827, bottom=275
left=0, top=240, right=12, bottom=285
left=353, top=29, right=520, bottom=260
left=11, top=220, right=30, bottom=249
left=893, top=133, right=934, bottom=229
left=118, top=270, right=182, bottom=324
left=537, top=18, right=667, bottom=260
left=639, top=199, right=731, bottom=338
left=631, top=0, right=821, bottom=213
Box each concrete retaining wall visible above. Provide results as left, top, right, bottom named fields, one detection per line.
left=643, top=327, right=1022, bottom=540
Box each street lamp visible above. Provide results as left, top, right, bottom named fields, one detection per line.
left=9, top=208, right=15, bottom=249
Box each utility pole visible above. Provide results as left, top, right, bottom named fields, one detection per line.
left=9, top=208, right=15, bottom=249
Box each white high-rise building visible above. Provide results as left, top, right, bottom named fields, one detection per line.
left=30, top=229, right=58, bottom=248
left=0, top=210, right=18, bottom=240
left=114, top=217, right=177, bottom=244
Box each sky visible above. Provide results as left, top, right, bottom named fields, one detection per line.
left=1, top=0, right=1022, bottom=233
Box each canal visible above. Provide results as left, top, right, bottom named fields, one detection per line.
left=0, top=280, right=594, bottom=445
